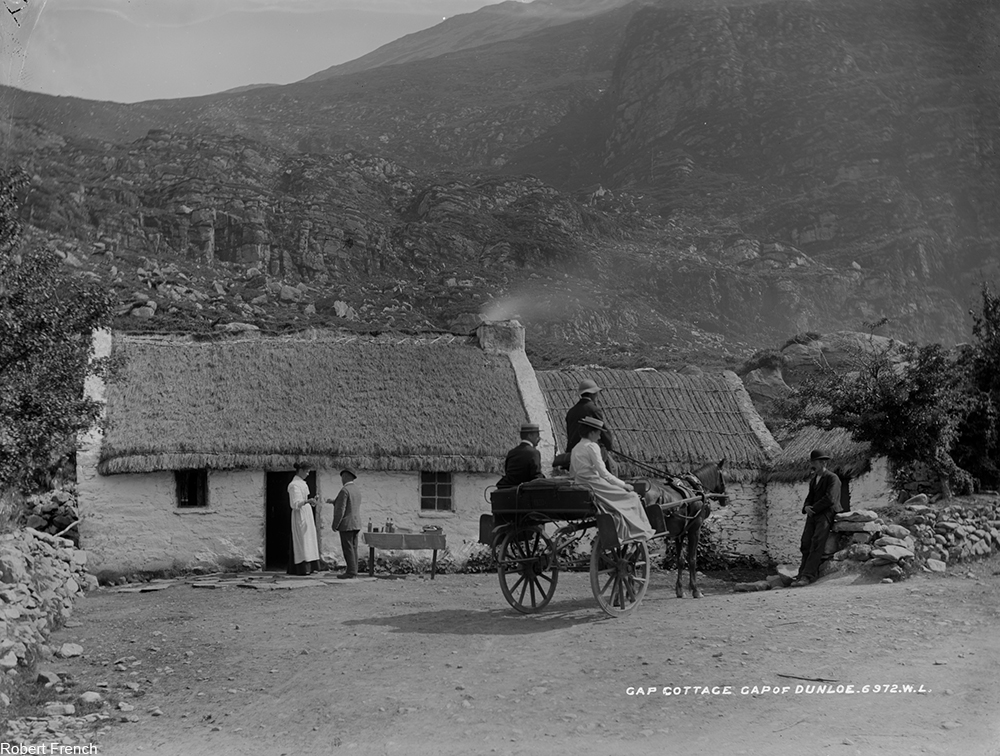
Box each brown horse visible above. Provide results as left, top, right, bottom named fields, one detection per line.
left=635, top=459, right=727, bottom=599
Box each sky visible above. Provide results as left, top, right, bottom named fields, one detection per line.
left=0, top=0, right=510, bottom=103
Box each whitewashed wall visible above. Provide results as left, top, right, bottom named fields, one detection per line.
left=764, top=458, right=895, bottom=564
left=849, top=458, right=894, bottom=509
left=317, top=471, right=495, bottom=567
left=77, top=466, right=266, bottom=575
left=765, top=482, right=807, bottom=564
left=704, top=481, right=767, bottom=559
left=78, top=462, right=496, bottom=574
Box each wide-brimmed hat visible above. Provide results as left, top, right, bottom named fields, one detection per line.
left=578, top=416, right=605, bottom=432
left=520, top=422, right=540, bottom=433
left=578, top=378, right=601, bottom=395
left=340, top=468, right=358, bottom=479
left=809, top=449, right=831, bottom=461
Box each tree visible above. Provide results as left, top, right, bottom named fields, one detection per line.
left=954, top=282, right=1000, bottom=488
left=0, top=168, right=115, bottom=502
left=776, top=335, right=978, bottom=497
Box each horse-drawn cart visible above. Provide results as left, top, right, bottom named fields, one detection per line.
left=479, top=477, right=720, bottom=618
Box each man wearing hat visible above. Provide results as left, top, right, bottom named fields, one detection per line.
left=329, top=468, right=363, bottom=579
left=496, top=423, right=545, bottom=489
left=565, top=379, right=616, bottom=471
left=793, top=450, right=843, bottom=587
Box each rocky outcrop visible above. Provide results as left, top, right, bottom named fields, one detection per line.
left=778, top=331, right=905, bottom=386
left=7, top=0, right=998, bottom=364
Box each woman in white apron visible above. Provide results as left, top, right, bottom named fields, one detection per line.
left=287, top=462, right=320, bottom=575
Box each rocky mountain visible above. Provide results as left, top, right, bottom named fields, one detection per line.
left=299, top=0, right=635, bottom=81
left=3, top=0, right=999, bottom=368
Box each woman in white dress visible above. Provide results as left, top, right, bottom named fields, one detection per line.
left=287, top=462, right=320, bottom=575
left=570, top=417, right=654, bottom=544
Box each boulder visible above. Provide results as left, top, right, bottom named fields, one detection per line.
left=57, top=642, right=83, bottom=658
left=926, top=559, right=946, bottom=573
left=883, top=524, right=911, bottom=540
left=869, top=545, right=915, bottom=563
left=781, top=332, right=904, bottom=386
left=874, top=536, right=908, bottom=548
left=734, top=581, right=771, bottom=592
left=834, top=521, right=881, bottom=533
left=279, top=285, right=302, bottom=302
left=741, top=366, right=792, bottom=405
left=836, top=509, right=880, bottom=523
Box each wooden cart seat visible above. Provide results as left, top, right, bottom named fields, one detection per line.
left=490, top=479, right=596, bottom=519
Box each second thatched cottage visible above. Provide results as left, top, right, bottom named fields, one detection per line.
left=77, top=322, right=554, bottom=576
left=536, top=367, right=782, bottom=560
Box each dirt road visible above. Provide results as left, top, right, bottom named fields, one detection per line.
left=19, top=557, right=1000, bottom=756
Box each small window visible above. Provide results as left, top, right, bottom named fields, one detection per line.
left=420, top=471, right=453, bottom=511
left=175, top=469, right=208, bottom=508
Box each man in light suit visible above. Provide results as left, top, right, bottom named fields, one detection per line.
left=496, top=423, right=545, bottom=489
left=330, top=468, right=363, bottom=579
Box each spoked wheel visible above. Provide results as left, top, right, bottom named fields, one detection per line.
left=590, top=535, right=650, bottom=617
left=497, top=527, right=559, bottom=614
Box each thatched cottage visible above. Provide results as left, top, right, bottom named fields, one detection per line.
left=536, top=368, right=781, bottom=559
left=77, top=322, right=554, bottom=575
left=766, top=426, right=893, bottom=563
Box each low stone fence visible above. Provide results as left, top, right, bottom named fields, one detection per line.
left=827, top=495, right=1000, bottom=577
left=0, top=527, right=95, bottom=696
left=740, top=495, right=1000, bottom=591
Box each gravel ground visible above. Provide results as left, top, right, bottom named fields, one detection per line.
left=7, top=555, right=1000, bottom=756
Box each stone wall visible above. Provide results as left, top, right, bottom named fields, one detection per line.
left=822, top=496, right=1000, bottom=580
left=0, top=528, right=95, bottom=686
left=707, top=481, right=767, bottom=559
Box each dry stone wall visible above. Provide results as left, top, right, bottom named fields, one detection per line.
left=0, top=528, right=95, bottom=691
left=826, top=495, right=1000, bottom=578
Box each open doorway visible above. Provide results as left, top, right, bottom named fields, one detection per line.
left=265, top=470, right=317, bottom=571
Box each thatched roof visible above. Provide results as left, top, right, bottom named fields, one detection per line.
left=769, top=425, right=874, bottom=482
left=536, top=368, right=780, bottom=482
left=98, top=331, right=528, bottom=475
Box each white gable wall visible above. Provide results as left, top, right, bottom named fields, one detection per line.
left=765, top=458, right=895, bottom=564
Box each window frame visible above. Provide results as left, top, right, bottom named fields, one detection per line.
left=419, top=471, right=453, bottom=513
left=174, top=469, right=209, bottom=509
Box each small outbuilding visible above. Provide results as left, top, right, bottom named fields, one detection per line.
left=766, top=426, right=893, bottom=563
left=77, top=322, right=553, bottom=575
left=535, top=368, right=781, bottom=559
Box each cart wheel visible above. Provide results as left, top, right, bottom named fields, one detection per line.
left=497, top=527, right=559, bottom=614
left=590, top=535, right=650, bottom=617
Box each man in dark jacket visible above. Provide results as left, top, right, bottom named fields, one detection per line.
left=329, top=468, right=363, bottom=579
left=496, top=423, right=545, bottom=489
left=565, top=378, right=617, bottom=472
left=792, top=450, right=843, bottom=587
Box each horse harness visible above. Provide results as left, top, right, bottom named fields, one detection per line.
left=659, top=475, right=710, bottom=525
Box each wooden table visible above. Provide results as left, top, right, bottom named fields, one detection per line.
left=361, top=532, right=447, bottom=579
